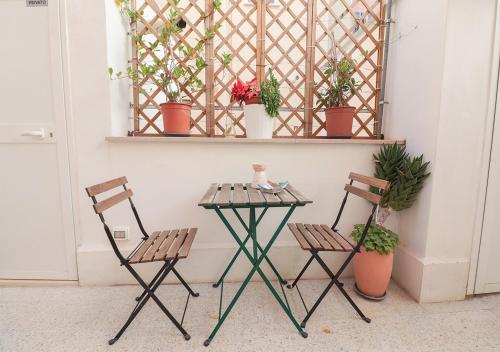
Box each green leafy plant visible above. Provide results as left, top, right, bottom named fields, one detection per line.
left=318, top=57, right=357, bottom=108
left=259, top=69, right=281, bottom=118
left=374, top=144, right=431, bottom=211
left=109, top=0, right=231, bottom=102
left=351, top=224, right=399, bottom=255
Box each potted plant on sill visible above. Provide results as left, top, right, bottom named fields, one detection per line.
left=318, top=57, right=357, bottom=138
left=351, top=144, right=430, bottom=300
left=110, top=0, right=231, bottom=135
left=231, top=69, right=281, bottom=139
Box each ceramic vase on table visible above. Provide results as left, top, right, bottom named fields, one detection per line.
left=252, top=163, right=267, bottom=188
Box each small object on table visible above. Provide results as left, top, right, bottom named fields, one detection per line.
left=252, top=162, right=267, bottom=188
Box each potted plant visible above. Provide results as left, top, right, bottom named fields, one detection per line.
left=318, top=57, right=357, bottom=138
left=352, top=144, right=431, bottom=300
left=231, top=69, right=281, bottom=139
left=110, top=0, right=230, bottom=135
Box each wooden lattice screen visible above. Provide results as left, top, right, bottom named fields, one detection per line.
left=131, top=0, right=385, bottom=138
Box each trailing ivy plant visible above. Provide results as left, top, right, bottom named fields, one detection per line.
left=351, top=224, right=399, bottom=255
left=109, top=0, right=231, bottom=102
left=259, top=69, right=281, bottom=118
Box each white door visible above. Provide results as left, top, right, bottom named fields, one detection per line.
left=475, top=75, right=500, bottom=294
left=0, top=0, right=77, bottom=280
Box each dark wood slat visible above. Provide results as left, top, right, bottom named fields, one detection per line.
left=232, top=183, right=248, bottom=206
left=345, top=184, right=382, bottom=204
left=93, top=189, right=133, bottom=213
left=129, top=231, right=161, bottom=264
left=245, top=184, right=266, bottom=205
left=305, top=224, right=332, bottom=250
left=86, top=176, right=127, bottom=197
left=349, top=172, right=390, bottom=191
left=284, top=184, right=312, bottom=204
left=178, top=228, right=197, bottom=258
left=276, top=189, right=297, bottom=204
left=198, top=183, right=219, bottom=206
left=261, top=190, right=282, bottom=205
left=313, top=224, right=344, bottom=251
left=321, top=225, right=354, bottom=250
left=154, top=229, right=179, bottom=260
left=288, top=223, right=311, bottom=250
left=141, top=230, right=171, bottom=262
left=214, top=183, right=231, bottom=206
left=166, top=228, right=189, bottom=259
left=296, top=223, right=321, bottom=249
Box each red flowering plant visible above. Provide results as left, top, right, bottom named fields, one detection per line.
left=231, top=78, right=260, bottom=106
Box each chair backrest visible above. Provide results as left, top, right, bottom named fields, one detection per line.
left=85, top=176, right=133, bottom=214
left=85, top=177, right=146, bottom=263
left=331, top=172, right=390, bottom=238
left=344, top=172, right=390, bottom=205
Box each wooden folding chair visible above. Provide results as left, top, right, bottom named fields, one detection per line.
left=85, top=177, right=198, bottom=345
left=286, top=172, right=390, bottom=328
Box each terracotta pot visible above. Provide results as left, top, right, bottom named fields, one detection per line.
left=353, top=246, right=393, bottom=298
left=244, top=96, right=260, bottom=105
left=160, top=102, right=191, bottom=134
left=325, top=106, right=355, bottom=138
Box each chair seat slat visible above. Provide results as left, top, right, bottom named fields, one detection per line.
left=296, top=223, right=322, bottom=249
left=320, top=225, right=354, bottom=251
left=304, top=224, right=332, bottom=250
left=288, top=224, right=311, bottom=250
left=178, top=228, right=197, bottom=258
left=166, top=229, right=189, bottom=259
left=312, top=224, right=344, bottom=251
left=141, top=230, right=171, bottom=262
left=129, top=231, right=161, bottom=264
left=154, top=229, right=179, bottom=260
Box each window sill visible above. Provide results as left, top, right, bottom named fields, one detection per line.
left=105, top=136, right=405, bottom=145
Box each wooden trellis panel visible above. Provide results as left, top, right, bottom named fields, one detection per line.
left=133, top=0, right=208, bottom=135
left=312, top=0, right=383, bottom=137
left=131, top=0, right=384, bottom=138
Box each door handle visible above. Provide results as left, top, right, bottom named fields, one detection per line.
left=21, top=128, right=45, bottom=139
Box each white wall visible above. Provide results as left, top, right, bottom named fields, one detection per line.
left=64, top=0, right=398, bottom=285
left=385, top=0, right=498, bottom=302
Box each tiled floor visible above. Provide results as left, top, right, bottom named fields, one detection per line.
left=1, top=279, right=499, bottom=352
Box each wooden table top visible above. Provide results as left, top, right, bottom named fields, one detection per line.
left=198, top=183, right=312, bottom=207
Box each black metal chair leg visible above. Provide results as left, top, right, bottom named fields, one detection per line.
left=172, top=267, right=199, bottom=297
left=110, top=262, right=174, bottom=344
left=287, top=255, right=314, bottom=289
left=300, top=279, right=336, bottom=328
left=312, top=252, right=371, bottom=324
left=127, top=263, right=191, bottom=340
left=135, top=262, right=170, bottom=302
left=336, top=281, right=371, bottom=323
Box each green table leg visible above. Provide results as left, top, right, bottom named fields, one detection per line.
left=204, top=205, right=307, bottom=347
left=232, top=208, right=288, bottom=285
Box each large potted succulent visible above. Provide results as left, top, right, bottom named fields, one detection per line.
left=110, top=0, right=230, bottom=135
left=231, top=69, right=281, bottom=139
left=352, top=144, right=430, bottom=300
left=318, top=57, right=357, bottom=138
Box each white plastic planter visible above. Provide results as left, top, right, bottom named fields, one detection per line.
left=243, top=103, right=275, bottom=139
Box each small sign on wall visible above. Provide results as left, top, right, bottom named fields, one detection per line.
left=26, top=0, right=48, bottom=6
